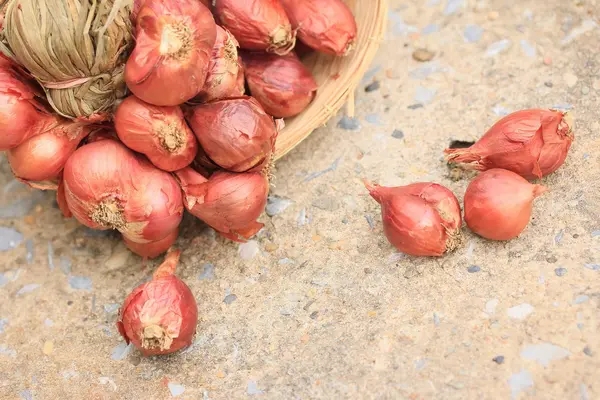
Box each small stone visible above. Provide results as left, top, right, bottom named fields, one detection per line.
left=337, top=116, right=361, bottom=131
left=266, top=196, right=293, bottom=217
left=412, top=48, right=435, bottom=62
left=414, top=86, right=437, bottom=104
left=16, top=283, right=40, bottom=296
left=464, top=24, right=484, bottom=43
left=168, top=383, right=185, bottom=397
left=554, top=267, right=567, bottom=277
left=43, top=340, right=54, bottom=355
left=264, top=243, right=279, bottom=252
left=198, top=263, right=215, bottom=280
left=520, top=40, right=536, bottom=57
left=69, top=276, right=92, bottom=291
left=584, top=264, right=600, bottom=271
left=581, top=86, right=590, bottom=95
left=444, top=0, right=465, bottom=15
left=487, top=11, right=499, bottom=20
left=365, top=81, right=380, bottom=92
left=545, top=81, right=553, bottom=87
left=392, top=129, right=404, bottom=139
left=492, top=355, right=505, bottom=364
left=508, top=370, right=534, bottom=398
left=583, top=346, right=593, bottom=356
left=224, top=294, right=237, bottom=304
left=433, top=313, right=440, bottom=326
left=485, top=298, right=499, bottom=314
left=247, top=381, right=265, bottom=396
left=239, top=241, right=259, bottom=260
left=574, top=295, right=589, bottom=304
left=407, top=103, right=424, bottom=110
left=563, top=72, right=578, bottom=88
left=546, top=255, right=558, bottom=263
left=0, top=318, right=8, bottom=334
left=310, top=311, right=318, bottom=319
left=520, top=343, right=571, bottom=367
left=485, top=39, right=511, bottom=57
left=507, top=303, right=535, bottom=320
left=422, top=24, right=440, bottom=35
left=0, top=227, right=24, bottom=252
left=111, top=342, right=132, bottom=361
left=543, top=56, right=552, bottom=65
left=19, top=390, right=33, bottom=400
left=467, top=265, right=481, bottom=273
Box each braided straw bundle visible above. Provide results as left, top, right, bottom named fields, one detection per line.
left=0, top=0, right=133, bottom=121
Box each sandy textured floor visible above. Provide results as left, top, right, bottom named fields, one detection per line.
left=1, top=0, right=599, bottom=399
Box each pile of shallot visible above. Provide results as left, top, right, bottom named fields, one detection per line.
left=0, top=0, right=358, bottom=263
left=365, top=109, right=574, bottom=256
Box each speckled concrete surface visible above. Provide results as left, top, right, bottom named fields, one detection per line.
left=1, top=0, right=599, bottom=399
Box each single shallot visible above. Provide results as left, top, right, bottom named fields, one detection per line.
left=193, top=26, right=241, bottom=103
left=464, top=169, right=546, bottom=241
left=117, top=249, right=198, bottom=356
left=8, top=117, right=94, bottom=189
left=242, top=52, right=317, bottom=118
left=214, top=0, right=295, bottom=55
left=175, top=167, right=268, bottom=242
left=62, top=139, right=183, bottom=245
left=445, top=109, right=574, bottom=180
left=125, top=0, right=217, bottom=106
left=364, top=181, right=462, bottom=257
left=114, top=96, right=197, bottom=171
left=186, top=97, right=277, bottom=173
left=280, top=0, right=358, bottom=56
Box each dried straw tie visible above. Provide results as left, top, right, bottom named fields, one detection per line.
left=0, top=0, right=133, bottom=121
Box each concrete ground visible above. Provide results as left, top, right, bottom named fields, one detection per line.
left=1, top=0, right=599, bottom=399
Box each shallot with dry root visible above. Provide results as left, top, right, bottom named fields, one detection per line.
left=61, top=139, right=183, bottom=257
left=117, top=249, right=198, bottom=356
left=214, top=0, right=295, bottom=55
left=114, top=96, right=197, bottom=171
left=186, top=96, right=278, bottom=173
left=464, top=169, right=546, bottom=241
left=364, top=181, right=462, bottom=257
left=445, top=109, right=574, bottom=180
left=175, top=167, right=269, bottom=242
left=126, top=0, right=217, bottom=106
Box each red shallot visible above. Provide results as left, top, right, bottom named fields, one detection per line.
left=445, top=109, right=574, bottom=180
left=0, top=66, right=53, bottom=151
left=123, top=229, right=179, bottom=259
left=280, top=0, right=358, bottom=56
left=62, top=139, right=184, bottom=244
left=114, top=96, right=197, bottom=171
left=364, top=180, right=462, bottom=257
left=117, top=249, right=198, bottom=356
left=175, top=167, right=268, bottom=242
left=8, top=117, right=94, bottom=189
left=125, top=0, right=217, bottom=106
left=243, top=52, right=317, bottom=118
left=193, top=26, right=241, bottom=103
left=186, top=97, right=277, bottom=173
left=214, top=0, right=295, bottom=55
left=464, top=169, right=546, bottom=241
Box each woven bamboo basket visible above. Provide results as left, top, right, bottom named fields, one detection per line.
left=273, top=0, right=388, bottom=160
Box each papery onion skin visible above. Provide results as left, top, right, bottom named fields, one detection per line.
left=280, top=0, right=358, bottom=56
left=123, top=228, right=179, bottom=259
left=464, top=169, right=546, bottom=241
left=243, top=52, right=317, bottom=118
left=0, top=67, right=52, bottom=151
left=365, top=181, right=462, bottom=257
left=234, top=56, right=246, bottom=97
left=193, top=26, right=240, bottom=103
left=175, top=168, right=268, bottom=242
left=115, top=96, right=197, bottom=171
left=8, top=118, right=94, bottom=189
left=62, top=140, right=183, bottom=243
left=125, top=0, right=217, bottom=106
left=445, top=109, right=574, bottom=180
left=117, top=249, right=198, bottom=356
left=214, top=0, right=295, bottom=55
left=187, top=97, right=277, bottom=173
